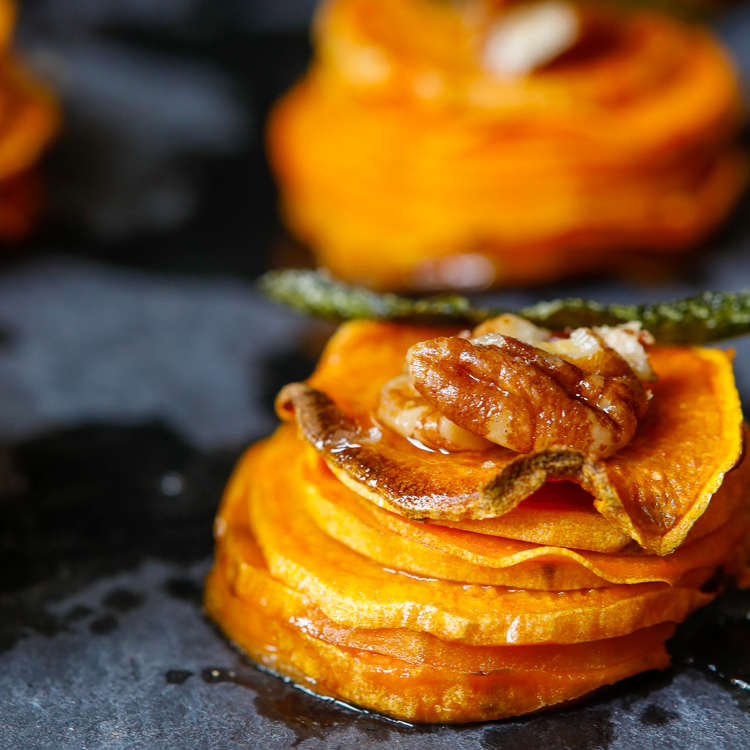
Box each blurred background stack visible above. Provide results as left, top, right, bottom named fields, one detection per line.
left=7, top=0, right=750, bottom=282
left=269, top=0, right=749, bottom=291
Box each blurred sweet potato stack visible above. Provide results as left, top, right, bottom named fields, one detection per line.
left=268, top=0, right=747, bottom=290
left=0, top=0, right=59, bottom=241
left=206, top=317, right=750, bottom=723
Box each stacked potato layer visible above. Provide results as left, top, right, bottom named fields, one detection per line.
left=268, top=0, right=747, bottom=289
left=206, top=321, right=750, bottom=723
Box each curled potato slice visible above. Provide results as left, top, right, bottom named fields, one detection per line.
left=436, top=450, right=750, bottom=554
left=301, top=445, right=749, bottom=587
left=436, top=481, right=633, bottom=554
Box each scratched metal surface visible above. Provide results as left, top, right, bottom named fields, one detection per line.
left=2, top=2, right=750, bottom=748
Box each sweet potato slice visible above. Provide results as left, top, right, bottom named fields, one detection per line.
left=301, top=464, right=613, bottom=591
left=213, top=456, right=674, bottom=675
left=302, top=442, right=750, bottom=586
left=249, top=426, right=714, bottom=645
left=279, top=321, right=744, bottom=554
left=269, top=3, right=747, bottom=291
left=435, top=481, right=635, bottom=554
left=438, top=453, right=750, bottom=554
left=600, top=346, right=744, bottom=553
left=206, top=556, right=671, bottom=723
left=206, top=461, right=674, bottom=722
left=0, top=57, right=60, bottom=184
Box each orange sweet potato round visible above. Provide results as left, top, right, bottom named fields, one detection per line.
left=0, top=10, right=60, bottom=241
left=208, top=310, right=750, bottom=723
left=214, top=456, right=675, bottom=675
left=420, top=481, right=634, bottom=554
left=0, top=0, right=15, bottom=51
left=0, top=61, right=59, bottom=179
left=206, top=556, right=671, bottom=723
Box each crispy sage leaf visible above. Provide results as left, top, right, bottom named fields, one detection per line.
left=259, top=269, right=750, bottom=344
left=258, top=269, right=496, bottom=324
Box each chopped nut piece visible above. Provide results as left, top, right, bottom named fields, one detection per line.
left=472, top=313, right=550, bottom=343
left=473, top=315, right=655, bottom=382
left=377, top=373, right=492, bottom=452
left=592, top=322, right=656, bottom=382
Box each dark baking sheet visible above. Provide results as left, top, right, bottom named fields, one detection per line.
left=3, top=2, right=750, bottom=747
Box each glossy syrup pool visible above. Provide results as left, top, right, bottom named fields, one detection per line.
left=1, top=421, right=750, bottom=746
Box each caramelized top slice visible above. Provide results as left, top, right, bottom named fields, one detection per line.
left=277, top=321, right=743, bottom=555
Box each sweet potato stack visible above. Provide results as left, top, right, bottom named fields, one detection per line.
left=206, top=319, right=750, bottom=723
left=268, top=0, right=747, bottom=290
left=0, top=0, right=59, bottom=241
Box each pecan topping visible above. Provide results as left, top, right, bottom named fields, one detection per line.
left=377, top=315, right=654, bottom=459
